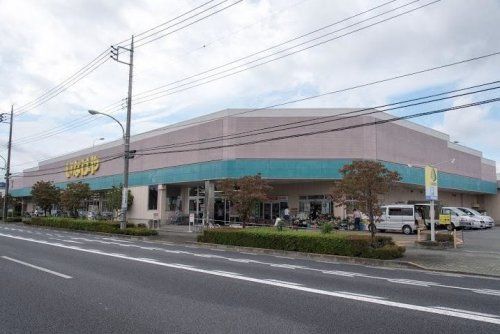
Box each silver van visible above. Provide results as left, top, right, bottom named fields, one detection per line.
left=374, top=205, right=420, bottom=235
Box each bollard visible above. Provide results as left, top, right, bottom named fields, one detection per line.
left=453, top=229, right=457, bottom=249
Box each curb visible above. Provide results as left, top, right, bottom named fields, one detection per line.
left=195, top=242, right=421, bottom=270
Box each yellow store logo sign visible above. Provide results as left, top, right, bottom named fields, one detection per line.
left=65, top=155, right=100, bottom=178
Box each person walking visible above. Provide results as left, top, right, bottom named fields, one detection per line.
left=353, top=208, right=362, bottom=231
left=283, top=207, right=290, bottom=222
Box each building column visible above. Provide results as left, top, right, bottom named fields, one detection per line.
left=204, top=180, right=215, bottom=224
left=158, top=184, right=167, bottom=224
left=181, top=187, right=190, bottom=215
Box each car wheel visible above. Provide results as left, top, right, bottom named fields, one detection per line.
left=402, top=225, right=412, bottom=235
left=368, top=224, right=377, bottom=233
left=446, top=223, right=456, bottom=231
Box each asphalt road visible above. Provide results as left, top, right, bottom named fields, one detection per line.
left=1, top=224, right=499, bottom=334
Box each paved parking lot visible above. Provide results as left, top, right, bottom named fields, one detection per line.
left=389, top=227, right=500, bottom=276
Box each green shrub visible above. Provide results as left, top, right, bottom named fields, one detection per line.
left=429, top=233, right=453, bottom=242
left=24, top=217, right=157, bottom=236
left=5, top=217, right=23, bottom=223
left=198, top=228, right=403, bottom=259
left=360, top=244, right=406, bottom=259
left=320, top=222, right=333, bottom=234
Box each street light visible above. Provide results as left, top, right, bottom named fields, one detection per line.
left=88, top=109, right=129, bottom=230
left=88, top=110, right=125, bottom=138
left=92, top=137, right=105, bottom=148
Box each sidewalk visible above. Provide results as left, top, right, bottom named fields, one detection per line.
left=362, top=228, right=500, bottom=277
left=154, top=224, right=199, bottom=243
left=154, top=225, right=500, bottom=276
left=7, top=221, right=499, bottom=277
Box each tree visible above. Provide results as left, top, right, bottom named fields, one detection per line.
left=60, top=183, right=91, bottom=217
left=105, top=185, right=134, bottom=219
left=31, top=180, right=60, bottom=215
left=217, top=174, right=272, bottom=228
left=331, top=161, right=401, bottom=243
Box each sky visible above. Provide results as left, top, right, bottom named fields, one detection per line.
left=0, top=0, right=499, bottom=179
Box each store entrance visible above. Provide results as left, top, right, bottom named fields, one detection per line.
left=309, top=202, right=322, bottom=220
left=214, top=198, right=230, bottom=224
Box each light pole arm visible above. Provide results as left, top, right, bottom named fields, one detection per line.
left=88, top=110, right=125, bottom=139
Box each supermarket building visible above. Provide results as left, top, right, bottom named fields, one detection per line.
left=10, top=108, right=499, bottom=223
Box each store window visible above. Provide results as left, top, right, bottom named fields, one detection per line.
left=298, top=195, right=332, bottom=218
left=261, top=196, right=288, bottom=220
left=188, top=186, right=205, bottom=220
left=148, top=185, right=158, bottom=210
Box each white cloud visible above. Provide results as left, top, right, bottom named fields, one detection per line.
left=0, top=0, right=499, bottom=177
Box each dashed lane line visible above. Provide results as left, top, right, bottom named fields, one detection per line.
left=1, top=255, right=72, bottom=279
left=0, top=232, right=499, bottom=326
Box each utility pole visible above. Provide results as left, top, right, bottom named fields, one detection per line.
left=111, top=36, right=134, bottom=230
left=3, top=105, right=13, bottom=220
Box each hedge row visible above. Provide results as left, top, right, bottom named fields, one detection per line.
left=4, top=217, right=23, bottom=223
left=25, top=217, right=158, bottom=236
left=198, top=228, right=405, bottom=259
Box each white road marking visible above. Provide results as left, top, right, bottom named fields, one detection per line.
left=50, top=238, right=84, bottom=244
left=473, top=289, right=500, bottom=297
left=3, top=229, right=499, bottom=293
left=270, top=264, right=298, bottom=269
left=336, top=291, right=386, bottom=300
left=387, top=279, right=435, bottom=287
left=227, top=258, right=252, bottom=263
left=1, top=256, right=72, bottom=279
left=433, top=307, right=500, bottom=318
left=0, top=232, right=499, bottom=325
left=322, top=270, right=358, bottom=277
left=265, top=279, right=303, bottom=286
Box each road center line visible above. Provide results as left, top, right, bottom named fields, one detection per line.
left=1, top=256, right=72, bottom=279
left=0, top=232, right=499, bottom=325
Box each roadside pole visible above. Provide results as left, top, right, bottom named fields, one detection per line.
left=110, top=36, right=134, bottom=230
left=2, top=105, right=13, bottom=220
left=425, top=165, right=438, bottom=242
left=430, top=200, right=435, bottom=242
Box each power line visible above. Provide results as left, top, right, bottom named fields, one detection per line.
left=131, top=0, right=442, bottom=106
left=14, top=85, right=499, bottom=177
left=115, top=0, right=217, bottom=45
left=131, top=0, right=423, bottom=102
left=13, top=104, right=125, bottom=145
left=137, top=82, right=500, bottom=152
left=10, top=152, right=125, bottom=178
left=135, top=97, right=500, bottom=156
left=14, top=52, right=111, bottom=116
left=129, top=50, right=500, bottom=136
left=9, top=49, right=499, bottom=147
left=12, top=0, right=231, bottom=117
left=6, top=0, right=406, bottom=144
left=134, top=0, right=244, bottom=49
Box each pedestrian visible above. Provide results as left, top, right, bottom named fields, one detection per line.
left=353, top=208, right=362, bottom=231
left=284, top=207, right=290, bottom=222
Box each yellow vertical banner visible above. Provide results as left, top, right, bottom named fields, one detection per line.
left=425, top=165, right=438, bottom=200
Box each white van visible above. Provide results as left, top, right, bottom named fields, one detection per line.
left=374, top=205, right=420, bottom=235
